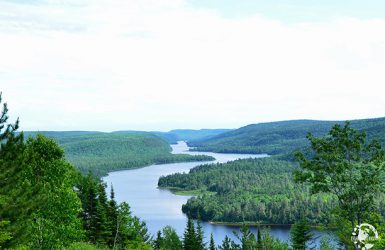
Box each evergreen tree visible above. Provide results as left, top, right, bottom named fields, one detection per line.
left=107, top=185, right=118, bottom=248
left=0, top=92, right=24, bottom=248
left=256, top=225, right=262, bottom=250
left=235, top=225, right=256, bottom=250
left=77, top=173, right=99, bottom=243
left=183, top=216, right=197, bottom=250
left=209, top=233, right=216, bottom=250
left=153, top=230, right=163, bottom=250
left=219, top=236, right=232, bottom=250
left=196, top=216, right=205, bottom=250
left=290, top=220, right=313, bottom=250
left=93, top=182, right=111, bottom=246
left=0, top=196, right=11, bottom=246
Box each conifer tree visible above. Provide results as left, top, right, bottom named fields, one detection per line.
left=183, top=216, right=197, bottom=250
left=0, top=92, right=24, bottom=248
left=108, top=185, right=118, bottom=248
left=209, top=233, right=216, bottom=250
left=219, top=236, right=232, bottom=250
left=153, top=230, right=163, bottom=250
left=77, top=173, right=99, bottom=243
left=257, top=225, right=263, bottom=250
left=235, top=225, right=256, bottom=250
left=290, top=220, right=313, bottom=250
left=196, top=215, right=205, bottom=250
left=94, top=183, right=112, bottom=246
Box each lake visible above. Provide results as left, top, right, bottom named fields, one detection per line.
left=103, top=141, right=334, bottom=248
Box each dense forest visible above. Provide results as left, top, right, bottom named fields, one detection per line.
left=159, top=122, right=385, bottom=249
left=159, top=158, right=338, bottom=224
left=188, top=118, right=385, bottom=156
left=23, top=131, right=214, bottom=176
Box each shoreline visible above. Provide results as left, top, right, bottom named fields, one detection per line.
left=208, top=221, right=292, bottom=227
left=207, top=221, right=330, bottom=230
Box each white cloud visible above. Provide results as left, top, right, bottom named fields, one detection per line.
left=1, top=0, right=385, bottom=131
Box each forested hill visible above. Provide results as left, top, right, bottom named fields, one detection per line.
left=112, top=128, right=232, bottom=144
left=168, top=129, right=232, bottom=142
left=158, top=158, right=338, bottom=224
left=150, top=129, right=233, bottom=144
left=188, top=117, right=385, bottom=155
left=23, top=131, right=214, bottom=176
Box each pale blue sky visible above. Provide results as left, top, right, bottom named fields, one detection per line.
left=1, top=0, right=385, bottom=131
left=187, top=0, right=385, bottom=22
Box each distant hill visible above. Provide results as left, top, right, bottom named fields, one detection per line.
left=188, top=117, right=385, bottom=156
left=112, top=129, right=232, bottom=144
left=23, top=131, right=214, bottom=176
left=167, top=129, right=232, bottom=142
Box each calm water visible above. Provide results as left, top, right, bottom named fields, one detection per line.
left=103, top=141, right=333, bottom=247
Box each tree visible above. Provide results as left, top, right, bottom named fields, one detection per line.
left=0, top=209, right=11, bottom=246
left=290, top=220, right=313, bottom=250
left=77, top=173, right=100, bottom=243
left=162, top=226, right=183, bottom=250
left=93, top=182, right=112, bottom=246
left=196, top=217, right=205, bottom=250
left=108, top=185, right=119, bottom=248
left=235, top=225, right=256, bottom=250
left=22, top=135, right=84, bottom=249
left=219, top=236, right=232, bottom=250
left=183, top=217, right=197, bottom=250
left=294, top=122, right=385, bottom=230
left=255, top=225, right=263, bottom=250
left=153, top=230, right=163, bottom=250
left=209, top=233, right=216, bottom=250
left=319, top=236, right=334, bottom=250
left=0, top=92, right=24, bottom=248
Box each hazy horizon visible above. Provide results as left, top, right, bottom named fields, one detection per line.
left=16, top=115, right=385, bottom=133
left=2, top=0, right=385, bottom=131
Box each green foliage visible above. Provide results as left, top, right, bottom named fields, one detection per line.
left=188, top=118, right=385, bottom=157
left=0, top=220, right=11, bottom=246
left=294, top=122, right=385, bottom=229
left=24, top=132, right=214, bottom=176
left=22, top=135, right=84, bottom=249
left=259, top=227, right=291, bottom=250
left=209, top=233, right=216, bottom=250
left=318, top=236, right=334, bottom=250
left=234, top=225, right=257, bottom=250
left=0, top=133, right=83, bottom=248
left=219, top=236, right=232, bottom=250
left=0, top=92, right=24, bottom=248
left=256, top=226, right=262, bottom=250
left=159, top=158, right=336, bottom=224
left=152, top=226, right=183, bottom=250
left=183, top=217, right=197, bottom=250
left=67, top=242, right=109, bottom=250
left=153, top=230, right=163, bottom=250
left=290, top=220, right=313, bottom=250
left=196, top=218, right=205, bottom=250
left=76, top=174, right=150, bottom=249
left=162, top=226, right=183, bottom=250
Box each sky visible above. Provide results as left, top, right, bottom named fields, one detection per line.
left=1, top=0, right=385, bottom=132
